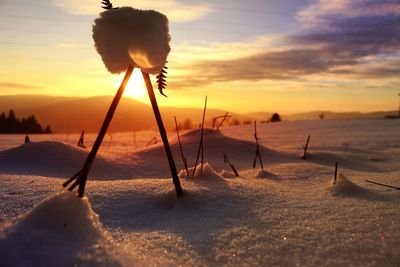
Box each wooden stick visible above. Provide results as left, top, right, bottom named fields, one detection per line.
left=212, top=113, right=231, bottom=129
left=333, top=162, right=338, bottom=185
left=142, top=70, right=183, bottom=196
left=216, top=112, right=231, bottom=131
left=365, top=180, right=400, bottom=190
left=224, top=152, right=239, bottom=177
left=145, top=136, right=157, bottom=147
left=192, top=96, right=207, bottom=176
left=252, top=121, right=264, bottom=170
left=302, top=134, right=310, bottom=160
left=77, top=130, right=85, bottom=147
left=65, top=66, right=134, bottom=196
left=174, top=116, right=189, bottom=179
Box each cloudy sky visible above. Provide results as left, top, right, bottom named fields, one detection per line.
left=0, top=0, right=399, bottom=113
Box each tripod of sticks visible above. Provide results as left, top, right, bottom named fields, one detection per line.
left=63, top=66, right=183, bottom=197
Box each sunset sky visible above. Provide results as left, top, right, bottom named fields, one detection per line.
left=0, top=0, right=399, bottom=113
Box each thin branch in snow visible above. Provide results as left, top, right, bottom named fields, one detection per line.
left=192, top=96, right=207, bottom=176
left=175, top=116, right=189, bottom=179
left=77, top=130, right=86, bottom=148
left=303, top=134, right=310, bottom=160
left=252, top=121, right=264, bottom=170
left=142, top=70, right=183, bottom=196
left=63, top=66, right=134, bottom=197
left=333, top=162, right=338, bottom=185
left=365, top=180, right=400, bottom=190
left=223, top=152, right=239, bottom=177
left=145, top=136, right=158, bottom=147
left=212, top=112, right=231, bottom=130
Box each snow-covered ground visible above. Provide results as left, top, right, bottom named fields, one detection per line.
left=1, top=119, right=399, bottom=266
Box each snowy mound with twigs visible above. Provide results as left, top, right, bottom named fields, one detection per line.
left=0, top=192, right=125, bottom=267
left=0, top=141, right=132, bottom=179
left=330, top=173, right=368, bottom=195
left=131, top=128, right=291, bottom=178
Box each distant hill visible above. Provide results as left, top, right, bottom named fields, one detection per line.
left=285, top=111, right=399, bottom=120
left=0, top=95, right=396, bottom=133
left=0, top=95, right=251, bottom=133
left=245, top=110, right=398, bottom=121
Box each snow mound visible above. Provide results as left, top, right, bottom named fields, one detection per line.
left=0, top=141, right=132, bottom=179
left=255, top=169, right=279, bottom=179
left=131, top=128, right=291, bottom=178
left=0, top=192, right=125, bottom=267
left=330, top=174, right=368, bottom=195
left=219, top=169, right=237, bottom=178
left=179, top=163, right=224, bottom=180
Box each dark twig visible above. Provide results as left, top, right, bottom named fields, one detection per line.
left=252, top=121, right=264, bottom=170
left=333, top=162, right=338, bottom=185
left=142, top=70, right=183, bottom=196
left=145, top=136, right=158, bottom=147
left=192, top=96, right=207, bottom=176
left=302, top=134, right=310, bottom=160
left=64, top=66, right=134, bottom=197
left=174, top=116, right=189, bottom=179
left=77, top=130, right=85, bottom=148
left=223, top=152, right=239, bottom=177
left=212, top=112, right=231, bottom=130
left=365, top=180, right=400, bottom=190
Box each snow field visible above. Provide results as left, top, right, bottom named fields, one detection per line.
left=0, top=119, right=399, bottom=266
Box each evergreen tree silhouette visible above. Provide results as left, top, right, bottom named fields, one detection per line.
left=0, top=110, right=52, bottom=134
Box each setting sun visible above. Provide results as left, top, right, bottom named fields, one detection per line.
left=117, top=69, right=147, bottom=99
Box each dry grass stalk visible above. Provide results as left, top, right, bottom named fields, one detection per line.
left=174, top=116, right=189, bottom=179
left=303, top=134, right=311, bottom=160
left=192, top=96, right=208, bottom=176
left=252, top=121, right=264, bottom=170
left=224, top=152, right=239, bottom=177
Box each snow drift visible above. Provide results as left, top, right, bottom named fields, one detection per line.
left=92, top=7, right=170, bottom=74
left=0, top=141, right=132, bottom=179
left=129, top=128, right=292, bottom=178
left=219, top=169, right=237, bottom=178
left=255, top=169, right=280, bottom=179
left=178, top=163, right=224, bottom=180
left=0, top=192, right=125, bottom=267
left=330, top=173, right=369, bottom=196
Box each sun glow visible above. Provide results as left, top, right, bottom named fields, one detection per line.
left=119, top=69, right=147, bottom=99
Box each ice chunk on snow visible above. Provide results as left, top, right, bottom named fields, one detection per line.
left=92, top=7, right=170, bottom=74
left=0, top=192, right=125, bottom=267
left=179, top=163, right=223, bottom=180
left=331, top=173, right=367, bottom=195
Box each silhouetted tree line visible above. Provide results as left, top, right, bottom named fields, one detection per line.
left=0, top=110, right=52, bottom=134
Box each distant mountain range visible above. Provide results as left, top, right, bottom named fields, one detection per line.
left=0, top=95, right=397, bottom=133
